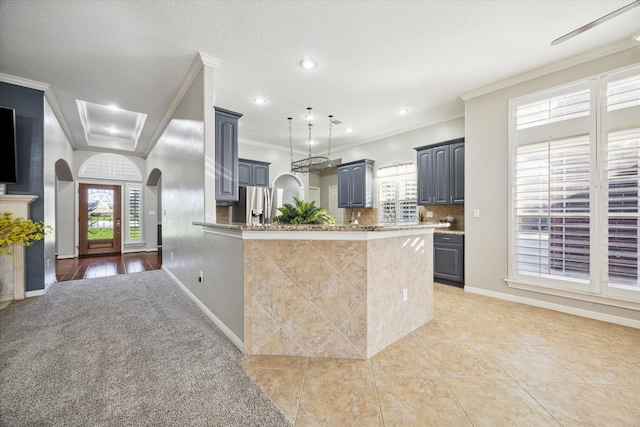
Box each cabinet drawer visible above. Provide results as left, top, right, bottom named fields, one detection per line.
left=434, top=234, right=463, bottom=245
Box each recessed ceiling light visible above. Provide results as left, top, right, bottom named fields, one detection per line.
left=305, top=113, right=315, bottom=120
left=300, top=58, right=317, bottom=70
left=107, top=104, right=120, bottom=111
left=345, top=128, right=353, bottom=133
left=396, top=108, right=409, bottom=115
left=308, top=140, right=318, bottom=146
left=108, top=127, right=118, bottom=134
left=253, top=97, right=267, bottom=105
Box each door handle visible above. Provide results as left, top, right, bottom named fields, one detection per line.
left=116, top=218, right=121, bottom=227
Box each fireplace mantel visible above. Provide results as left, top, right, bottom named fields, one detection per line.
left=0, top=194, right=39, bottom=302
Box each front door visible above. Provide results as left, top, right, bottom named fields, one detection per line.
left=79, top=184, right=122, bottom=256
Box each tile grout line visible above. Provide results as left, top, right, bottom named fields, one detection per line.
left=369, top=358, right=386, bottom=426
left=293, top=357, right=309, bottom=426
left=415, top=322, right=475, bottom=426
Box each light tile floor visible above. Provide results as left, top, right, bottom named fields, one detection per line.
left=241, top=283, right=640, bottom=426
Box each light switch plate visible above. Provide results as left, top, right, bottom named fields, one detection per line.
left=473, top=209, right=480, bottom=218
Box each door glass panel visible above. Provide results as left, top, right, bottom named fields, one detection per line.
left=87, top=188, right=115, bottom=242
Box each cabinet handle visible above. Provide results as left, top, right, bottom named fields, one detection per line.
left=450, top=196, right=453, bottom=203
left=441, top=237, right=450, bottom=240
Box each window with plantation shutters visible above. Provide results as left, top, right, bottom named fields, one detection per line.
left=127, top=184, right=142, bottom=243
left=377, top=164, right=417, bottom=225
left=509, top=65, right=640, bottom=302
left=515, top=136, right=591, bottom=282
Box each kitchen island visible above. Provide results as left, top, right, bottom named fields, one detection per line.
left=195, top=221, right=448, bottom=359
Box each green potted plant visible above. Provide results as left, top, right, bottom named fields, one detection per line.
left=0, top=212, right=50, bottom=255
left=273, top=197, right=336, bottom=225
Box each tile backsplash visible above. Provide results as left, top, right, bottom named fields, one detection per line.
left=419, top=204, right=464, bottom=231
left=343, top=208, right=378, bottom=225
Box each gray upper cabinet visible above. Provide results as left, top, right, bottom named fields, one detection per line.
left=238, top=158, right=270, bottom=187
left=337, top=159, right=374, bottom=208
left=450, top=141, right=465, bottom=204
left=415, top=138, right=464, bottom=205
left=215, top=107, right=243, bottom=202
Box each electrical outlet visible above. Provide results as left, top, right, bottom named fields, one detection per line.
left=402, top=288, right=408, bottom=301
left=426, top=211, right=433, bottom=218
left=198, top=271, right=204, bottom=283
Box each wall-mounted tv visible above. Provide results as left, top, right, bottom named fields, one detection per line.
left=0, top=106, right=18, bottom=184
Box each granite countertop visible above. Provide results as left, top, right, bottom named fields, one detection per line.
left=435, top=229, right=465, bottom=235
left=194, top=221, right=452, bottom=232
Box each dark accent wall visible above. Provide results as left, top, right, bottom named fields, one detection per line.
left=0, top=82, right=45, bottom=292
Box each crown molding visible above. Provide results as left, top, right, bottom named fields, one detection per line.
left=44, top=88, right=77, bottom=149
left=144, top=52, right=222, bottom=158
left=461, top=38, right=639, bottom=101
left=0, top=73, right=78, bottom=149
left=331, top=111, right=465, bottom=154
left=0, top=73, right=49, bottom=91
left=199, top=52, right=223, bottom=69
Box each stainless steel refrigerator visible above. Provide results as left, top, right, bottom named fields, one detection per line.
left=233, top=186, right=280, bottom=225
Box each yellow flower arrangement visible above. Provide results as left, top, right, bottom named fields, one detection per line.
left=0, top=212, right=51, bottom=255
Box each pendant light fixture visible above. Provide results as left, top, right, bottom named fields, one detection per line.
left=289, top=107, right=334, bottom=174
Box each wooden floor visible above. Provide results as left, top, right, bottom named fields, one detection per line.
left=56, top=250, right=162, bottom=282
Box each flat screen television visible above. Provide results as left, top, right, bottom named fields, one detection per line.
left=0, top=106, right=18, bottom=184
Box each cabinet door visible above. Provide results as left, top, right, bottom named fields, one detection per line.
left=337, top=166, right=352, bottom=208
left=417, top=149, right=433, bottom=205
left=350, top=164, right=366, bottom=207
left=450, top=142, right=465, bottom=204
left=432, top=145, right=450, bottom=204
left=253, top=163, right=269, bottom=187
left=434, top=243, right=464, bottom=282
left=215, top=112, right=239, bottom=202
left=238, top=161, right=251, bottom=187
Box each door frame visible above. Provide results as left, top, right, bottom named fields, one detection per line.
left=77, top=181, right=123, bottom=256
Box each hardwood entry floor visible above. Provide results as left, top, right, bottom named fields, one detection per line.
left=56, top=250, right=162, bottom=282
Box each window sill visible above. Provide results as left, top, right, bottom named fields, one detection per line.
left=505, top=279, right=640, bottom=312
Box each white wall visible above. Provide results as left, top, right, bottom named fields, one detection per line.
left=146, top=65, right=245, bottom=341
left=332, top=117, right=465, bottom=169
left=465, top=46, right=640, bottom=324
left=43, top=98, right=74, bottom=282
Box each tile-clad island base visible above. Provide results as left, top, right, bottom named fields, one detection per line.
left=195, top=222, right=448, bottom=359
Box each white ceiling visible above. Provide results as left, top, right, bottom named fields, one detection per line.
left=1, top=1, right=639, bottom=158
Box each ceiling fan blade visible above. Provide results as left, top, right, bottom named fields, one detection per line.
left=551, top=0, right=640, bottom=46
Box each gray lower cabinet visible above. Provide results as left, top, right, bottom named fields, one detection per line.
left=215, top=107, right=243, bottom=202
left=415, top=138, right=464, bottom=205
left=238, top=158, right=270, bottom=187
left=434, top=233, right=464, bottom=285
left=337, top=159, right=375, bottom=208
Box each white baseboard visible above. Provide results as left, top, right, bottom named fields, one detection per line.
left=25, top=289, right=45, bottom=298
left=56, top=255, right=76, bottom=260
left=145, top=248, right=159, bottom=252
left=464, top=286, right=640, bottom=329
left=0, top=294, right=13, bottom=302
left=162, top=266, right=244, bottom=352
